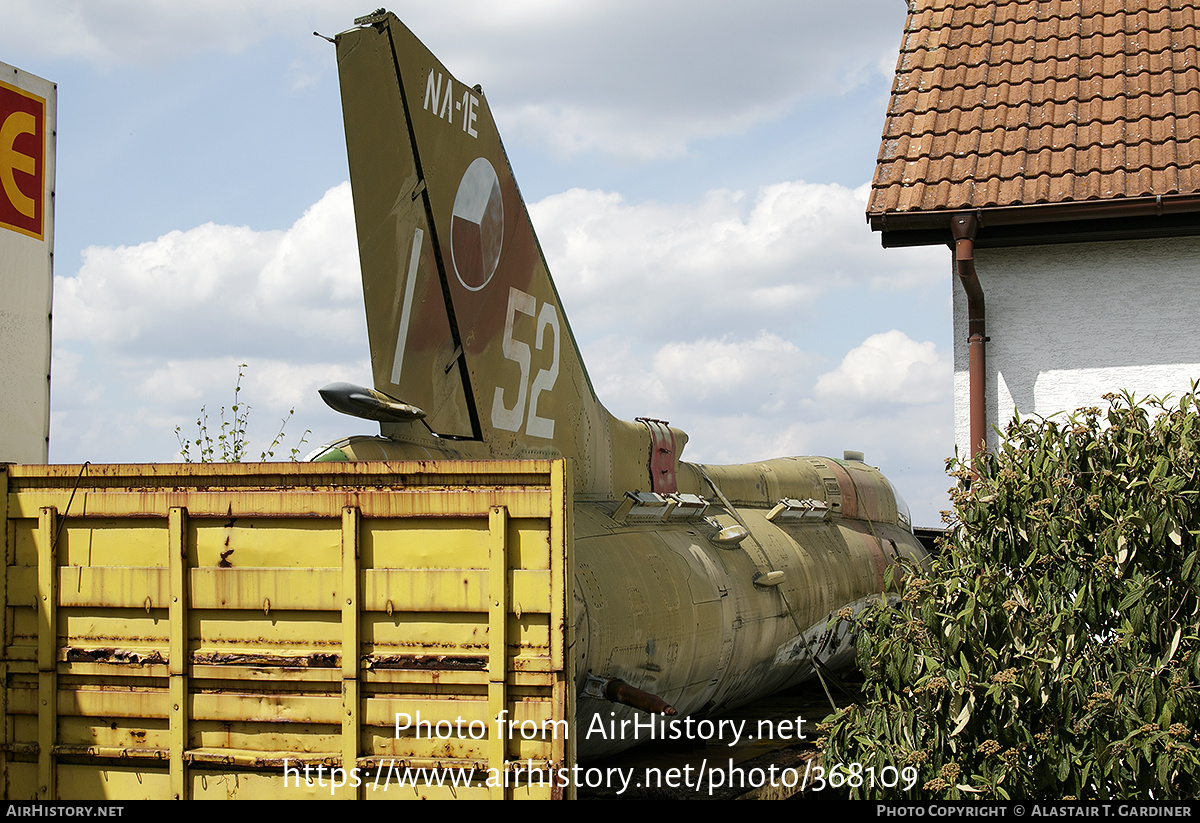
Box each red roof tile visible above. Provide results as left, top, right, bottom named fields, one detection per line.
left=869, top=0, right=1200, bottom=217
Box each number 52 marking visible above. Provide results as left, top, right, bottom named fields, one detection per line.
left=491, top=287, right=560, bottom=438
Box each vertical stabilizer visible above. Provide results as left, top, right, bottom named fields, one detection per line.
left=336, top=14, right=606, bottom=455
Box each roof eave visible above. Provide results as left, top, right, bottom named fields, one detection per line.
left=870, top=194, right=1200, bottom=249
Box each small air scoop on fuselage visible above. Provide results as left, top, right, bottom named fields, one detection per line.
left=319, top=382, right=426, bottom=423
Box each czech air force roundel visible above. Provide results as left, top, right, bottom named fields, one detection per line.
left=450, top=157, right=503, bottom=291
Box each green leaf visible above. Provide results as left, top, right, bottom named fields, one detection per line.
left=1159, top=626, right=1182, bottom=672
left=950, top=695, right=973, bottom=737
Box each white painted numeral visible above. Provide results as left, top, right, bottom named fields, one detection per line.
left=390, top=227, right=423, bottom=385
left=526, top=303, right=559, bottom=439
left=491, top=287, right=559, bottom=438
left=491, top=288, right=534, bottom=432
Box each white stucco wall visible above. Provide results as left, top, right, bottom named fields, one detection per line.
left=952, top=236, right=1200, bottom=459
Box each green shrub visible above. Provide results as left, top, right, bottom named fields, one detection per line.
left=820, top=388, right=1200, bottom=799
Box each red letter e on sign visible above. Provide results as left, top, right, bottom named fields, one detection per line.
left=0, top=80, right=44, bottom=241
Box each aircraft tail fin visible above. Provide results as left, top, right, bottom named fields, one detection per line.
left=335, top=12, right=605, bottom=451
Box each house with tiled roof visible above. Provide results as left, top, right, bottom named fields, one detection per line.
left=871, top=0, right=1200, bottom=459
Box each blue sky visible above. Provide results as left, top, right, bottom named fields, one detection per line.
left=1, top=1, right=954, bottom=525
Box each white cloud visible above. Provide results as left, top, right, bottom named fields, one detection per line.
left=2, top=1, right=906, bottom=161
left=651, top=333, right=812, bottom=410
left=815, top=330, right=952, bottom=407
left=55, top=183, right=361, bottom=361
left=586, top=331, right=814, bottom=422
left=426, top=1, right=908, bottom=161
left=50, top=183, right=370, bottom=464
left=0, top=1, right=363, bottom=66
left=531, top=181, right=943, bottom=344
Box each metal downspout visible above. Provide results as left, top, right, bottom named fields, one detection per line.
left=951, top=213, right=986, bottom=463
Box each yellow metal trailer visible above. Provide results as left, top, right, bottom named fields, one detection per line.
left=0, top=460, right=572, bottom=800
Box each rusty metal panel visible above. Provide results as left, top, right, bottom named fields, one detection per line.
left=1, top=460, right=572, bottom=800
